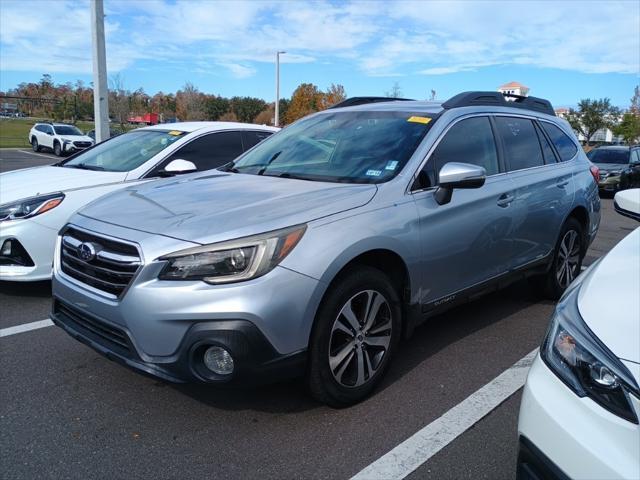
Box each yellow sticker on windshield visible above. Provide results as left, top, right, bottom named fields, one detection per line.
left=168, top=130, right=185, bottom=136
left=407, top=116, right=431, bottom=124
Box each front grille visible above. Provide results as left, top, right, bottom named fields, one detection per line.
left=60, top=227, right=141, bottom=297
left=54, top=300, right=132, bottom=356
left=73, top=141, right=92, bottom=148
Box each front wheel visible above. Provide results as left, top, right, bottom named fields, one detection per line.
left=307, top=266, right=402, bottom=407
left=31, top=137, right=40, bottom=152
left=535, top=218, right=584, bottom=300
left=53, top=142, right=62, bottom=157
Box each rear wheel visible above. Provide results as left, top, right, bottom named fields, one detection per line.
left=31, top=137, right=40, bottom=152
left=535, top=217, right=584, bottom=300
left=307, top=266, right=401, bottom=407
left=53, top=141, right=62, bottom=157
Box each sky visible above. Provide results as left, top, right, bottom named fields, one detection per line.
left=0, top=0, right=638, bottom=108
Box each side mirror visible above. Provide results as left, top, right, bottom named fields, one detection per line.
left=434, top=162, right=486, bottom=205
left=160, top=158, right=197, bottom=176
left=614, top=189, right=640, bottom=221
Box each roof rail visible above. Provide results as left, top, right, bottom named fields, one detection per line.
left=442, top=91, right=555, bottom=116
left=329, top=96, right=415, bottom=109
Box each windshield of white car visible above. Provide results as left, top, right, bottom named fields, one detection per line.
left=61, top=130, right=187, bottom=172
left=226, top=111, right=434, bottom=183
left=53, top=125, right=84, bottom=136
left=587, top=149, right=630, bottom=164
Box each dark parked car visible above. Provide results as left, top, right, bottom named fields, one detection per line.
left=587, top=146, right=640, bottom=193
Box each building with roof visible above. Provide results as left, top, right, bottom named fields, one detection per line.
left=498, top=81, right=530, bottom=98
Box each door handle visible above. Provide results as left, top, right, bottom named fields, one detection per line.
left=556, top=179, right=570, bottom=188
left=497, top=193, right=514, bottom=207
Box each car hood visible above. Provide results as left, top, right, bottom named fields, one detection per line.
left=0, top=166, right=126, bottom=204
left=595, top=163, right=627, bottom=172
left=578, top=228, right=640, bottom=364
left=61, top=135, right=93, bottom=142
left=78, top=172, right=377, bottom=244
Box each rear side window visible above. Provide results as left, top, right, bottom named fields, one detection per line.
left=540, top=122, right=578, bottom=161
left=495, top=117, right=544, bottom=171
left=430, top=116, right=499, bottom=181
left=242, top=130, right=273, bottom=150
left=534, top=123, right=557, bottom=164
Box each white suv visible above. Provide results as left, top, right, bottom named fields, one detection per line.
left=29, top=123, right=95, bottom=156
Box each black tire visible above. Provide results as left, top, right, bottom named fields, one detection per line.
left=534, top=217, right=584, bottom=300
left=307, top=266, right=402, bottom=407
left=31, top=137, right=40, bottom=152
left=53, top=141, right=62, bottom=157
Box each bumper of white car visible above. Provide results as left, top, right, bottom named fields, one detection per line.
left=0, top=218, right=57, bottom=281
left=518, top=354, right=640, bottom=480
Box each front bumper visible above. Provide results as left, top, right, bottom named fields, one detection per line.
left=599, top=175, right=621, bottom=191
left=51, top=298, right=306, bottom=384
left=0, top=218, right=57, bottom=281
left=518, top=355, right=640, bottom=480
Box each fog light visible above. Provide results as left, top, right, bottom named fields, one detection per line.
left=203, top=346, right=234, bottom=375
left=1, top=240, right=11, bottom=256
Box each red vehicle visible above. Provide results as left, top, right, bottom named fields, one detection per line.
left=127, top=113, right=159, bottom=125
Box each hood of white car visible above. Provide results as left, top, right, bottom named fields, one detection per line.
left=578, top=227, right=640, bottom=364
left=61, top=135, right=93, bottom=143
left=0, top=166, right=126, bottom=204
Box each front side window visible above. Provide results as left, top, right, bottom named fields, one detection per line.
left=53, top=125, right=83, bottom=136
left=586, top=149, right=630, bottom=165
left=431, top=116, right=499, bottom=181
left=242, top=130, right=273, bottom=150
left=495, top=117, right=545, bottom=171
left=541, top=122, right=578, bottom=161
left=165, top=131, right=244, bottom=172
left=229, top=111, right=433, bottom=183
left=62, top=129, right=187, bottom=172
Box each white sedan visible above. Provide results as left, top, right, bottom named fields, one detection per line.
left=0, top=122, right=278, bottom=281
left=518, top=188, right=640, bottom=480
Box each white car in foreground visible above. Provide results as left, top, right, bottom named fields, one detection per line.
left=0, top=122, right=278, bottom=281
left=518, top=188, right=640, bottom=480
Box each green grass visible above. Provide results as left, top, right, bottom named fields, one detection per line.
left=0, top=118, right=96, bottom=148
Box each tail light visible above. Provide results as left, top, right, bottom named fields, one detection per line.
left=589, top=165, right=600, bottom=183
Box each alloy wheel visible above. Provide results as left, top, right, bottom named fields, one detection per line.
left=328, top=290, right=392, bottom=388
left=556, top=229, right=581, bottom=289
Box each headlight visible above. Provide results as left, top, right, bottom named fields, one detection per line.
left=0, top=193, right=65, bottom=221
left=158, top=224, right=306, bottom=284
left=541, top=287, right=640, bottom=423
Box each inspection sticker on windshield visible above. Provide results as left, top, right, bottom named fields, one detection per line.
left=407, top=116, right=431, bottom=124
left=385, top=160, right=399, bottom=171
left=168, top=130, right=185, bottom=136
left=366, top=169, right=382, bottom=177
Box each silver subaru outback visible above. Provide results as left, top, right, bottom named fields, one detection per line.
left=52, top=92, right=601, bottom=407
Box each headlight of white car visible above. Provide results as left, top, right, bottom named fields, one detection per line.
left=158, top=224, right=306, bottom=284
left=0, top=193, right=65, bottom=221
left=541, top=287, right=640, bottom=423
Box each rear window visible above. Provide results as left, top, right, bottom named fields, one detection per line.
left=495, top=117, right=544, bottom=171
left=540, top=122, right=578, bottom=161
left=586, top=149, right=630, bottom=165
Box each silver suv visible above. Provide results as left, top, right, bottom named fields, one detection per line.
left=52, top=92, right=601, bottom=406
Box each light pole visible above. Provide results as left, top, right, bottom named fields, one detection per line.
left=275, top=51, right=286, bottom=127
left=91, top=0, right=109, bottom=143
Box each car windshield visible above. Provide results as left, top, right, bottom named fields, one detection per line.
left=587, top=149, right=630, bottom=164
left=62, top=129, right=187, bottom=172
left=228, top=111, right=434, bottom=183
left=53, top=125, right=84, bottom=136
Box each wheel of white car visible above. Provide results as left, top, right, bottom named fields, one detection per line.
left=53, top=141, right=62, bottom=157
left=307, top=266, right=402, bottom=407
left=31, top=137, right=40, bottom=152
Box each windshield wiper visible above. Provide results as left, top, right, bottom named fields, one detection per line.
left=257, top=151, right=282, bottom=175
left=218, top=162, right=239, bottom=173
left=64, top=163, right=105, bottom=171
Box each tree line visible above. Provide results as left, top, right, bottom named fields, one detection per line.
left=0, top=74, right=347, bottom=128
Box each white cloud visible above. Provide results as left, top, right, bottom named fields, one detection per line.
left=0, top=0, right=637, bottom=81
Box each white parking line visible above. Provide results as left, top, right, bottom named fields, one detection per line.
left=351, top=349, right=538, bottom=480
left=17, top=149, right=55, bottom=159
left=0, top=319, right=53, bottom=338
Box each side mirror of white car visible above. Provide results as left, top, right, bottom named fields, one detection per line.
left=613, top=188, right=640, bottom=221
left=161, top=159, right=197, bottom=176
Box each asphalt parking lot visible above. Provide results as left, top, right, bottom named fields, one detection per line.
left=1, top=151, right=637, bottom=479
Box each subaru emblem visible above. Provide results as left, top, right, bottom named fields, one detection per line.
left=77, top=242, right=96, bottom=262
